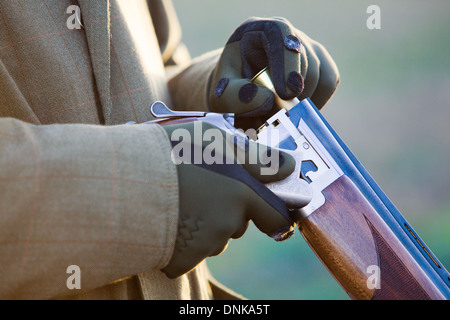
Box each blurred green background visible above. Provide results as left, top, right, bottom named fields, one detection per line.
left=172, top=0, right=450, bottom=299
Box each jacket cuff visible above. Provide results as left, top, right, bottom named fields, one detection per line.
left=167, top=48, right=222, bottom=112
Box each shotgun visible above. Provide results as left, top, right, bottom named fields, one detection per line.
left=148, top=68, right=450, bottom=300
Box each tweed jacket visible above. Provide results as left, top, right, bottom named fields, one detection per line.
left=0, top=0, right=241, bottom=300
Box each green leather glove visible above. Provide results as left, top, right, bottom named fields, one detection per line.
left=160, top=121, right=296, bottom=279
left=208, top=17, right=340, bottom=129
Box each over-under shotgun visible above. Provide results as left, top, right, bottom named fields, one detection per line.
left=148, top=68, right=450, bottom=300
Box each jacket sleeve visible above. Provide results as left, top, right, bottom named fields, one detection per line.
left=167, top=49, right=222, bottom=113
left=0, top=118, right=179, bottom=299
left=148, top=0, right=222, bottom=112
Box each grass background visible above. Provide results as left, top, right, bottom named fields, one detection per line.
left=172, top=0, right=450, bottom=299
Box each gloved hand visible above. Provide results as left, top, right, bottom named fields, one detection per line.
left=160, top=120, right=296, bottom=278
left=208, top=17, right=340, bottom=129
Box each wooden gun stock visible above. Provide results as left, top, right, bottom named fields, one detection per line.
left=299, top=175, right=445, bottom=300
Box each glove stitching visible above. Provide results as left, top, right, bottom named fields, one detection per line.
left=176, top=215, right=204, bottom=252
